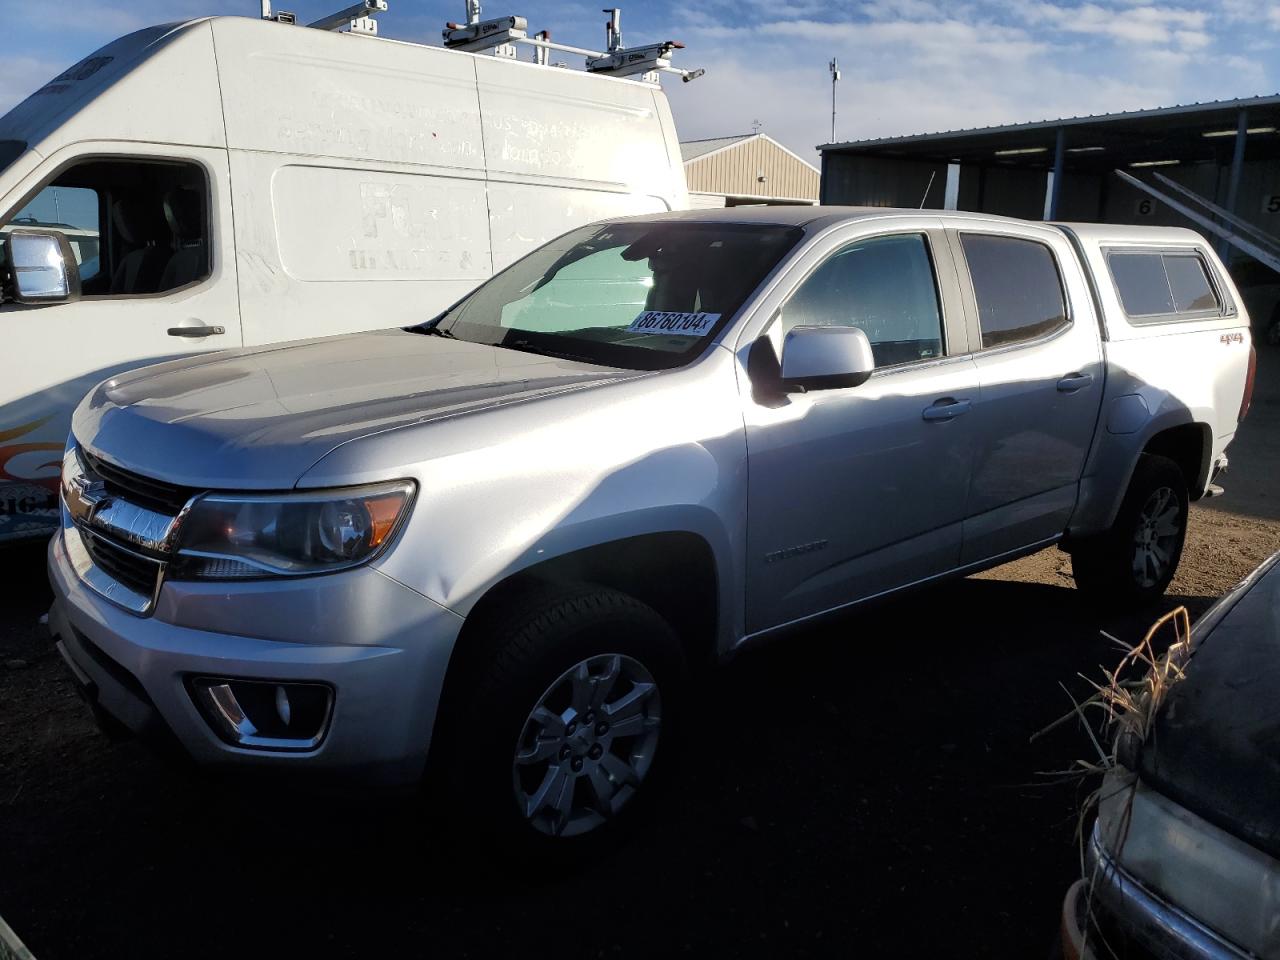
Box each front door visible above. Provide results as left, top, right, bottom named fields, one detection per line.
left=744, top=230, right=979, bottom=634
left=0, top=145, right=240, bottom=542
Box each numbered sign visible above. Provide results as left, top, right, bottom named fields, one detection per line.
left=1134, top=197, right=1157, bottom=217
left=1263, top=194, right=1280, bottom=215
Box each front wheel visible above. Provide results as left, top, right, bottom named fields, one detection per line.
left=439, top=585, right=686, bottom=851
left=1071, top=454, right=1189, bottom=607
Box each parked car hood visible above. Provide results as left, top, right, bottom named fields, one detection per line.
left=1139, top=550, right=1280, bottom=861
left=73, top=329, right=643, bottom=490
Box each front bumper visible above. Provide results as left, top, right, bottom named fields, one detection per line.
left=1060, top=829, right=1252, bottom=960
left=48, top=528, right=465, bottom=785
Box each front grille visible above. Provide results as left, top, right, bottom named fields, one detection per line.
left=78, top=528, right=162, bottom=599
left=79, top=449, right=194, bottom=514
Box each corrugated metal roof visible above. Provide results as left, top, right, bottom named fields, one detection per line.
left=817, top=93, right=1280, bottom=153
left=680, top=134, right=753, bottom=161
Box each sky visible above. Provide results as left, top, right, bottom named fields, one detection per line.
left=1, top=0, right=1278, bottom=164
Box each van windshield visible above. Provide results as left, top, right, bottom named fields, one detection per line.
left=422, top=220, right=804, bottom=371
left=0, top=140, right=26, bottom=178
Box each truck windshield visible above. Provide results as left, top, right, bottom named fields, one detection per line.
left=0, top=140, right=26, bottom=178
left=423, top=220, right=804, bottom=370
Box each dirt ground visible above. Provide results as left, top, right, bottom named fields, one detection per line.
left=1, top=355, right=1277, bottom=959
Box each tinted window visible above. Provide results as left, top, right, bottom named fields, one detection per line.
left=1107, top=251, right=1221, bottom=320
left=0, top=158, right=210, bottom=297
left=1108, top=253, right=1174, bottom=315
left=0, top=140, right=25, bottom=178
left=960, top=234, right=1068, bottom=349
left=1165, top=255, right=1219, bottom=312
left=780, top=233, right=943, bottom=367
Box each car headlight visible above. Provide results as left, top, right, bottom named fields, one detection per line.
left=170, top=481, right=415, bottom=579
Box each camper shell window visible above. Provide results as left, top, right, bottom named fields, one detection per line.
left=1106, top=249, right=1225, bottom=324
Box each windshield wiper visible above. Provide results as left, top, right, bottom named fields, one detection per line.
left=499, top=339, right=602, bottom=366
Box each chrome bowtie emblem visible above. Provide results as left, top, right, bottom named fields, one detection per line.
left=72, top=476, right=107, bottom=500
left=67, top=474, right=110, bottom=525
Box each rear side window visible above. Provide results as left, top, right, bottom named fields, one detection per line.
left=960, top=233, right=1068, bottom=349
left=1107, top=251, right=1221, bottom=321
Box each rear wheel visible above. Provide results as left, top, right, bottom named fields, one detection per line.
left=1072, top=454, right=1188, bottom=607
left=438, top=585, right=686, bottom=851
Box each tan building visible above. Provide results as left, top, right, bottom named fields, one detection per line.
left=680, top=133, right=821, bottom=208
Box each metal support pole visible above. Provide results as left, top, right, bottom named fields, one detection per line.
left=1220, top=108, right=1247, bottom=260
left=1227, top=108, right=1247, bottom=215
left=1048, top=127, right=1065, bottom=220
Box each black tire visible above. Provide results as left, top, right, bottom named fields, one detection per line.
left=436, top=584, right=687, bottom=855
left=1072, top=454, right=1188, bottom=607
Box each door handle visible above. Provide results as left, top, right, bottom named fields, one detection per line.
left=1057, top=372, right=1094, bottom=393
left=922, top=398, right=971, bottom=422
left=167, top=324, right=226, bottom=338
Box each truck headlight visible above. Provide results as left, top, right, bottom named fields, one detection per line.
left=170, top=481, right=415, bottom=579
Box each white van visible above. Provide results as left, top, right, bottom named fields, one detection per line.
left=0, top=12, right=689, bottom=542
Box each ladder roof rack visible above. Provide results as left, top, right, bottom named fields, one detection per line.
left=441, top=4, right=704, bottom=83
left=256, top=1, right=704, bottom=82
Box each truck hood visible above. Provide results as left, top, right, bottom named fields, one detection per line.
left=73, top=329, right=643, bottom=489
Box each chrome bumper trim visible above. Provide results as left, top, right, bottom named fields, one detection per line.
left=1087, top=828, right=1251, bottom=960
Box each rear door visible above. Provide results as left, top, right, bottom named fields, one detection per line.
left=947, top=225, right=1103, bottom=563
left=0, top=144, right=240, bottom=542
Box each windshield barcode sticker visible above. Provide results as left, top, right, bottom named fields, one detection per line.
left=626, top=311, right=721, bottom=337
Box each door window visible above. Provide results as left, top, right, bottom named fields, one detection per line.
left=1, top=158, right=209, bottom=298
left=960, top=233, right=1068, bottom=348
left=780, top=233, right=944, bottom=367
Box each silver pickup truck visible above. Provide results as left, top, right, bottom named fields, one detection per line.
left=47, top=207, right=1254, bottom=845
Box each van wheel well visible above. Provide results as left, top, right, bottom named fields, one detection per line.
left=1143, top=423, right=1210, bottom=500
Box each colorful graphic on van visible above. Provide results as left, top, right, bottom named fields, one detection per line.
left=0, top=417, right=62, bottom=490
left=0, top=418, right=62, bottom=541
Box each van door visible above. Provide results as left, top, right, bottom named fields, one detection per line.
left=0, top=146, right=239, bottom=542
left=949, top=228, right=1104, bottom=563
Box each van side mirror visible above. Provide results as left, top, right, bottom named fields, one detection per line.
left=3, top=230, right=81, bottom=304
left=780, top=325, right=875, bottom=391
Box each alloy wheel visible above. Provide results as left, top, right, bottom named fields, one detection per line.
left=512, top=653, right=662, bottom=838
left=1132, top=485, right=1182, bottom=588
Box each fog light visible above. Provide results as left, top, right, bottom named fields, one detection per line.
left=190, top=678, right=333, bottom=751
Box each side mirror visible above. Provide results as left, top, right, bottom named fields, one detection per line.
left=780, top=325, right=875, bottom=391
left=4, top=230, right=81, bottom=304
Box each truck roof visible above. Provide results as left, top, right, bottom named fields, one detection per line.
left=1054, top=221, right=1207, bottom=246
left=604, top=206, right=1213, bottom=245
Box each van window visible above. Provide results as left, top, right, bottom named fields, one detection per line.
left=780, top=233, right=943, bottom=367
left=7, top=186, right=101, bottom=282
left=1107, top=251, right=1221, bottom=321
left=960, top=234, right=1068, bottom=349
left=0, top=140, right=25, bottom=178
left=0, top=158, right=209, bottom=298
